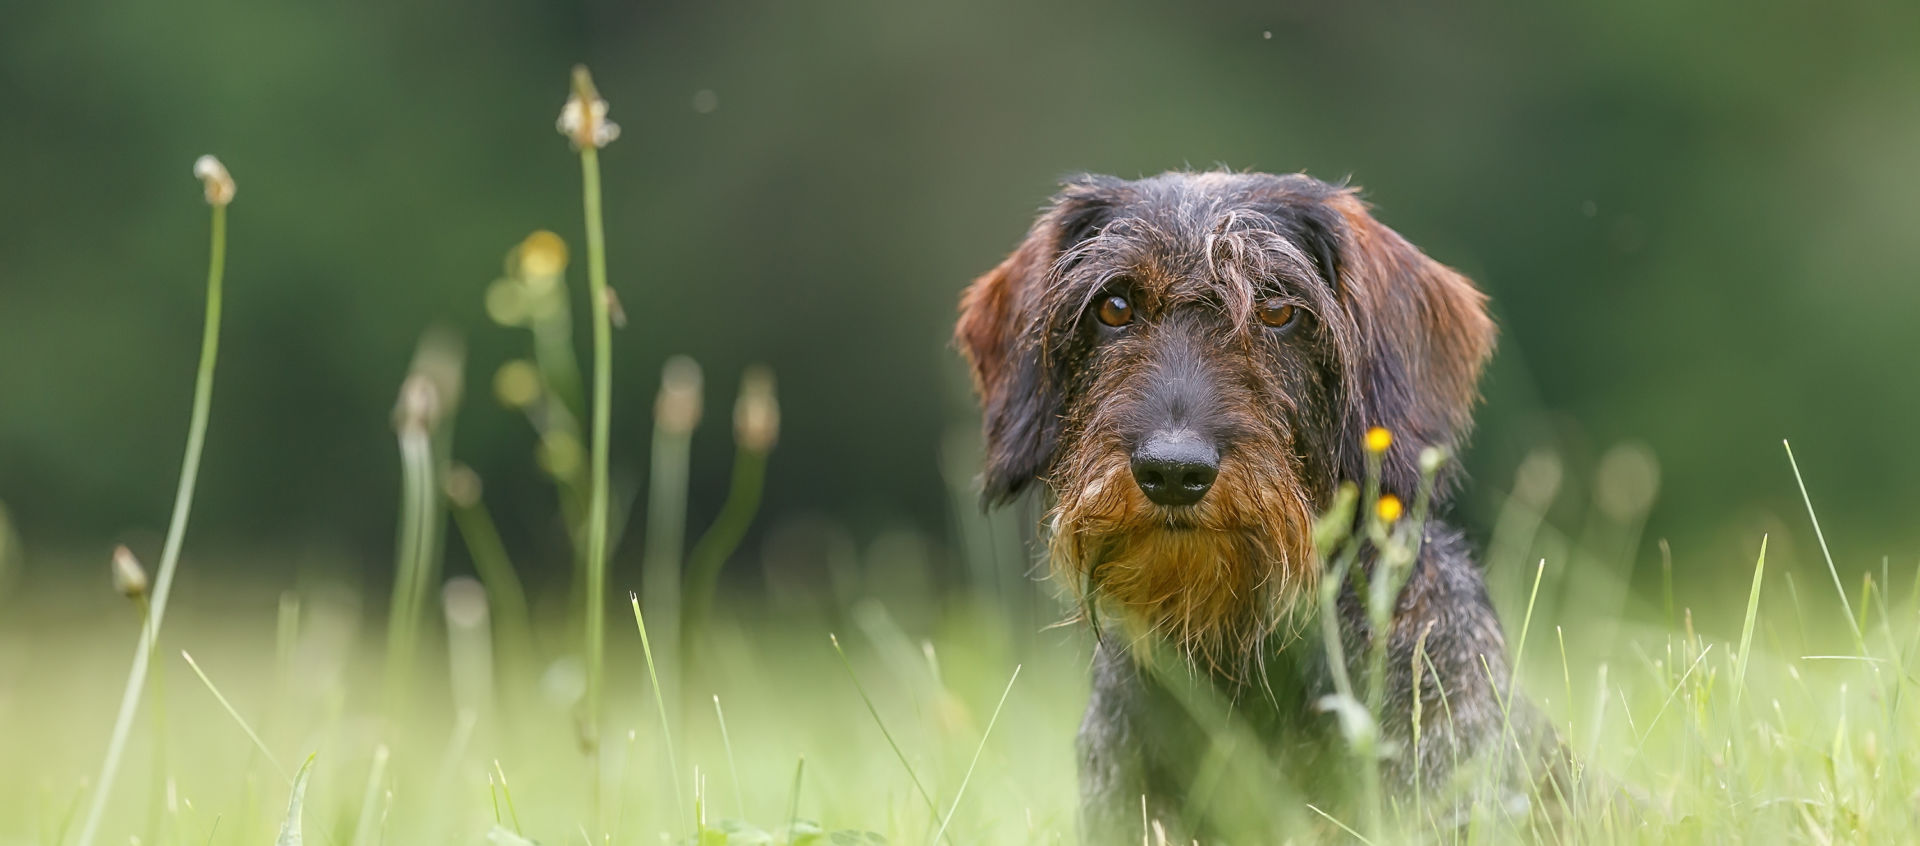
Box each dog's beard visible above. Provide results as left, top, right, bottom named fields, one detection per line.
left=1048, top=432, right=1318, bottom=676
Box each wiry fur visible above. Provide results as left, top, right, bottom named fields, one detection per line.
left=957, top=170, right=1565, bottom=840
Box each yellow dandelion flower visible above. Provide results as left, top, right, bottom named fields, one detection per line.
left=1376, top=494, right=1404, bottom=523
left=1365, top=426, right=1393, bottom=454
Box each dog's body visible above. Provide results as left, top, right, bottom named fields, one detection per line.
left=956, top=171, right=1559, bottom=839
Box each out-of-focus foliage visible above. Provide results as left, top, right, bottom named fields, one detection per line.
left=2, top=0, right=1917, bottom=593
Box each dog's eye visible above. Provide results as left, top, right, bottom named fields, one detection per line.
left=1257, top=298, right=1298, bottom=329
left=1096, top=294, right=1134, bottom=327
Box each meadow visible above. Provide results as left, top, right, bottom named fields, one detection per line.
left=2, top=67, right=1916, bottom=846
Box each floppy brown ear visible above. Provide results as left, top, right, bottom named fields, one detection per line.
left=956, top=182, right=1116, bottom=505
left=1320, top=190, right=1496, bottom=496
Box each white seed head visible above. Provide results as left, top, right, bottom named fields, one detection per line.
left=733, top=365, right=779, bottom=453
left=655, top=355, right=704, bottom=435
left=557, top=66, right=620, bottom=149
left=192, top=155, right=235, bottom=206
left=111, top=545, right=149, bottom=600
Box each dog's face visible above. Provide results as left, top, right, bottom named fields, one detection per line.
left=957, top=171, right=1495, bottom=668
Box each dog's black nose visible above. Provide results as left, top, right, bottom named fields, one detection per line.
left=1130, top=431, right=1219, bottom=506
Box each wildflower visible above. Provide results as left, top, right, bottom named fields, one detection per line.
left=733, top=365, right=779, bottom=453
left=557, top=65, right=620, bottom=149
left=111, top=545, right=148, bottom=601
left=1418, top=445, right=1449, bottom=475
left=1364, top=426, right=1392, bottom=454
left=192, top=155, right=235, bottom=206
left=655, top=356, right=703, bottom=435
left=1376, top=494, right=1404, bottom=524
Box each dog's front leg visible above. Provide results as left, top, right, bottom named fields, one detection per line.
left=1078, top=641, right=1188, bottom=843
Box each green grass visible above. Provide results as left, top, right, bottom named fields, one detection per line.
left=6, top=67, right=1920, bottom=846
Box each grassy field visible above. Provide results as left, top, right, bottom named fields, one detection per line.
left=4, top=66, right=1918, bottom=845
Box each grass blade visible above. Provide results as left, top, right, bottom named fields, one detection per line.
left=714, top=695, right=747, bottom=817
left=828, top=633, right=946, bottom=837
left=276, top=755, right=316, bottom=846
left=1783, top=441, right=1866, bottom=652
left=181, top=651, right=290, bottom=783
left=630, top=593, right=684, bottom=815
left=931, top=664, right=1022, bottom=844
left=1732, top=536, right=1768, bottom=709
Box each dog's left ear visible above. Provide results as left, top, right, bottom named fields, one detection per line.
left=1312, top=190, right=1496, bottom=494
left=956, top=182, right=1114, bottom=505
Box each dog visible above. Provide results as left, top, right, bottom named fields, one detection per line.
left=956, top=171, right=1563, bottom=840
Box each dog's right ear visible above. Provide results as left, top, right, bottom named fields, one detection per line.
left=956, top=181, right=1115, bottom=506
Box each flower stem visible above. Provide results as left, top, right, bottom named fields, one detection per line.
left=580, top=139, right=612, bottom=759
left=76, top=200, right=226, bottom=846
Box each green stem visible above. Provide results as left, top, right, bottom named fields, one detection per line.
left=76, top=201, right=225, bottom=846
left=448, top=496, right=534, bottom=680
left=385, top=428, right=436, bottom=712
left=681, top=447, right=766, bottom=653
left=580, top=140, right=612, bottom=758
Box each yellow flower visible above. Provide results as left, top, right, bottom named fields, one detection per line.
left=1365, top=426, right=1392, bottom=454
left=1376, top=494, right=1404, bottom=524
left=516, top=231, right=569, bottom=278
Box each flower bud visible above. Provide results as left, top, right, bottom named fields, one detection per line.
left=394, top=372, right=440, bottom=436
left=112, top=545, right=149, bottom=600
left=193, top=155, right=235, bottom=206
left=733, top=365, right=779, bottom=453
left=655, top=356, right=703, bottom=436
left=444, top=463, right=483, bottom=509
left=556, top=65, right=620, bottom=149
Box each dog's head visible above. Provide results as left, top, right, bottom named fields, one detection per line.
left=956, top=171, right=1495, bottom=669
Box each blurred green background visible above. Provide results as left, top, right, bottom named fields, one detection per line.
left=3, top=0, right=1917, bottom=601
